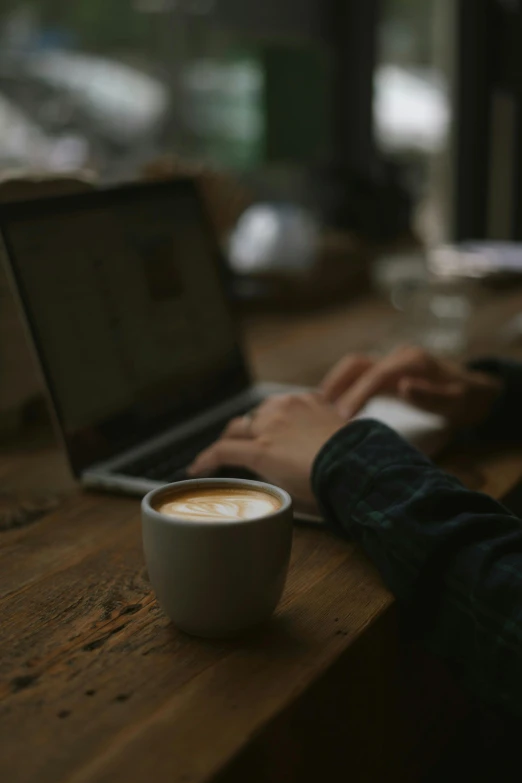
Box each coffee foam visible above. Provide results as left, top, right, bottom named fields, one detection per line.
left=156, top=487, right=281, bottom=522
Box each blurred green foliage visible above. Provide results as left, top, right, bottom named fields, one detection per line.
left=2, top=0, right=436, bottom=59
left=1, top=0, right=154, bottom=50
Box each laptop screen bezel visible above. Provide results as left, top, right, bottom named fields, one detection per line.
left=0, top=178, right=251, bottom=476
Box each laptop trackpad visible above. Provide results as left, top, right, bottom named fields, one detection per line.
left=293, top=397, right=448, bottom=524
left=358, top=396, right=448, bottom=456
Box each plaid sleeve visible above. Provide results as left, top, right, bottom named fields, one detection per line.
left=312, top=419, right=522, bottom=717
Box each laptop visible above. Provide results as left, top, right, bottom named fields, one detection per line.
left=0, top=178, right=447, bottom=512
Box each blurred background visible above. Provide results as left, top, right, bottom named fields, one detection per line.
left=0, top=0, right=448, bottom=235
left=3, top=0, right=522, bottom=429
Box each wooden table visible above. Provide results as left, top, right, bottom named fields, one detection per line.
left=2, top=291, right=522, bottom=783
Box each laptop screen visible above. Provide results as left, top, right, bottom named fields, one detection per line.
left=1, top=179, right=250, bottom=474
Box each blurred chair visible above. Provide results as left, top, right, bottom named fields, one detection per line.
left=0, top=170, right=96, bottom=436
left=142, top=156, right=252, bottom=241
left=143, top=156, right=372, bottom=310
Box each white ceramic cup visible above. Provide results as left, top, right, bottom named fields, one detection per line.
left=142, top=479, right=293, bottom=638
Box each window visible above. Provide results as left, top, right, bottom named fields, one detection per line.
left=376, top=0, right=453, bottom=242
left=0, top=2, right=330, bottom=183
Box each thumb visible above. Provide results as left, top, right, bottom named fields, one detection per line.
left=399, top=378, right=463, bottom=417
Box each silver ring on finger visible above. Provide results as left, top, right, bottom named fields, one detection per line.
left=243, top=410, right=256, bottom=436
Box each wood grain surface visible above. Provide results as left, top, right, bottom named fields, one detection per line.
left=2, top=292, right=522, bottom=783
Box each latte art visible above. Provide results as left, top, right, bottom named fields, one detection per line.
left=157, top=488, right=281, bottom=522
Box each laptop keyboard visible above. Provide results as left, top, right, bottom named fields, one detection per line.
left=117, top=406, right=257, bottom=484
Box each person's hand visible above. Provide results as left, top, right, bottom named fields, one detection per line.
left=188, top=394, right=346, bottom=505
left=320, top=345, right=503, bottom=428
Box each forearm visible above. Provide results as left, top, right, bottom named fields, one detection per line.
left=313, top=420, right=522, bottom=717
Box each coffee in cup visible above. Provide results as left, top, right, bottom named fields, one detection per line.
left=155, top=486, right=282, bottom=522
left=142, top=479, right=293, bottom=638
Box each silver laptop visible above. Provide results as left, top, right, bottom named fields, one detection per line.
left=0, top=178, right=447, bottom=506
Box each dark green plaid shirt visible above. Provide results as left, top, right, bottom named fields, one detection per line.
left=312, top=359, right=522, bottom=718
